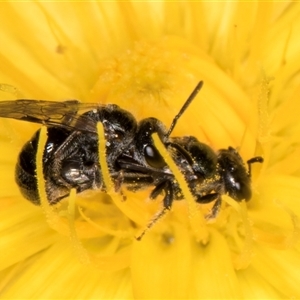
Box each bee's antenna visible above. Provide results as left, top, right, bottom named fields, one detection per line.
left=165, top=81, right=204, bottom=139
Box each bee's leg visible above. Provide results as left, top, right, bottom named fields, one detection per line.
left=136, top=181, right=173, bottom=241
left=113, top=170, right=124, bottom=193
left=194, top=193, right=221, bottom=220
left=205, top=196, right=221, bottom=220
left=149, top=181, right=164, bottom=199
left=195, top=192, right=219, bottom=203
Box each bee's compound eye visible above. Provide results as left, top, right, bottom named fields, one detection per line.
left=144, top=145, right=166, bottom=169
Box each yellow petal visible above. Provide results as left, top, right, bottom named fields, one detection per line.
left=1, top=240, right=133, bottom=299
left=252, top=245, right=300, bottom=298
left=188, top=229, right=242, bottom=299
left=131, top=221, right=191, bottom=299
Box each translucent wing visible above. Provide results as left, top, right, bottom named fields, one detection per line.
left=0, top=99, right=105, bottom=133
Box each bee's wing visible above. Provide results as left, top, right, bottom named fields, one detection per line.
left=0, top=99, right=103, bottom=133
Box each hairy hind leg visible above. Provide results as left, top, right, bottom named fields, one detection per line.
left=136, top=181, right=173, bottom=241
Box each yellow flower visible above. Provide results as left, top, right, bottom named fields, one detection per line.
left=1, top=2, right=300, bottom=299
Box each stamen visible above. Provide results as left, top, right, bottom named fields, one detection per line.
left=257, top=76, right=271, bottom=145
left=67, top=189, right=90, bottom=264
left=96, top=122, right=144, bottom=227
left=97, top=122, right=114, bottom=192
left=137, top=133, right=209, bottom=243
left=276, top=201, right=300, bottom=248
left=78, top=206, right=133, bottom=238
left=68, top=191, right=131, bottom=271
left=36, top=126, right=84, bottom=258
left=37, top=131, right=90, bottom=263
left=253, top=200, right=300, bottom=249
left=223, top=196, right=253, bottom=270
left=36, top=126, right=56, bottom=223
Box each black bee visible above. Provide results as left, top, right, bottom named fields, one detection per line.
left=0, top=82, right=263, bottom=237
left=0, top=100, right=139, bottom=204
